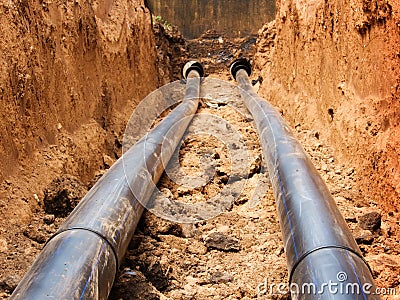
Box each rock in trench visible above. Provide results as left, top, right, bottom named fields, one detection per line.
left=359, top=212, right=381, bottom=231
left=204, top=232, right=240, bottom=252
left=354, top=230, right=375, bottom=245
left=209, top=271, right=233, bottom=283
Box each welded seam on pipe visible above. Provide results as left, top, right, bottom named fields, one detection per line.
left=288, top=245, right=373, bottom=284
left=48, top=227, right=120, bottom=274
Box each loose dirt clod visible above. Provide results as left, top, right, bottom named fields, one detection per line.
left=359, top=212, right=382, bottom=231
left=209, top=271, right=233, bottom=283
left=43, top=214, right=55, bottom=225
left=204, top=232, right=240, bottom=252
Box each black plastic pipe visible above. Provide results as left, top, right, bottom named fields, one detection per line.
left=231, top=59, right=379, bottom=299
left=11, top=61, right=204, bottom=299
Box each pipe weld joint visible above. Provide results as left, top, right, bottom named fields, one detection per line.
left=288, top=245, right=373, bottom=284
left=46, top=227, right=119, bottom=275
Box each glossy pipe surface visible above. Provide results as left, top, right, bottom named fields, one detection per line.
left=11, top=63, right=203, bottom=300
left=231, top=60, right=378, bottom=299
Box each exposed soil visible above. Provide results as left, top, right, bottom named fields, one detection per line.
left=0, top=0, right=157, bottom=297
left=113, top=20, right=399, bottom=299
left=254, top=0, right=400, bottom=241
left=0, top=0, right=399, bottom=299
left=108, top=73, right=399, bottom=299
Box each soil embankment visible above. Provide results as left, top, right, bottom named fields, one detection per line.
left=254, top=0, right=400, bottom=293
left=0, top=0, right=156, bottom=296
left=255, top=0, right=400, bottom=220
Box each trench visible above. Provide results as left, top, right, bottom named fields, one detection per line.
left=0, top=0, right=399, bottom=299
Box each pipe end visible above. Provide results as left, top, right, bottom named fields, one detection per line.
left=230, top=58, right=252, bottom=80
left=182, top=61, right=204, bottom=79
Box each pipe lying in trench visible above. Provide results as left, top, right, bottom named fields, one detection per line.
left=230, top=59, right=379, bottom=299
left=11, top=61, right=204, bottom=300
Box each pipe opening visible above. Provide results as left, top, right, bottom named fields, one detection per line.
left=230, top=58, right=252, bottom=80
left=182, top=61, right=204, bottom=79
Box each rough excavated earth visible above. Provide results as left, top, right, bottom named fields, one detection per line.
left=0, top=2, right=399, bottom=300
left=255, top=0, right=400, bottom=243
left=109, top=77, right=288, bottom=299
left=108, top=67, right=399, bottom=299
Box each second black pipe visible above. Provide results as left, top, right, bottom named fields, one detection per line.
left=231, top=58, right=378, bottom=299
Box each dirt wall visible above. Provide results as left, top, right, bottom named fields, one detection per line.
left=0, top=0, right=157, bottom=183
left=0, top=1, right=157, bottom=291
left=255, top=0, right=400, bottom=216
